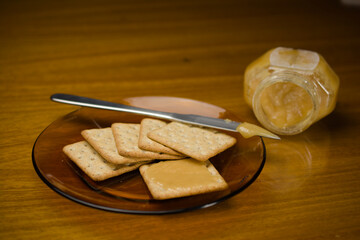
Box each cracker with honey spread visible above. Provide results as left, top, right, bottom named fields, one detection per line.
left=147, top=121, right=237, bottom=161
left=139, top=158, right=229, bottom=200
left=81, top=127, right=150, bottom=165
left=63, top=141, right=145, bottom=181
left=111, top=123, right=184, bottom=160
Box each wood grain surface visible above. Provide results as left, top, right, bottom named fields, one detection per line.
left=1, top=0, right=360, bottom=239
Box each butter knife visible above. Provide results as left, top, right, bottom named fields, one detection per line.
left=50, top=93, right=280, bottom=140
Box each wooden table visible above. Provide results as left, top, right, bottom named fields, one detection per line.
left=1, top=0, right=359, bottom=239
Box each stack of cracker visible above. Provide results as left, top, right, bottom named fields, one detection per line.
left=63, top=118, right=237, bottom=200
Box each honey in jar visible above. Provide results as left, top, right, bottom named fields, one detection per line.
left=244, top=47, right=339, bottom=135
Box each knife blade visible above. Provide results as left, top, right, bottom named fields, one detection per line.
left=50, top=93, right=280, bottom=140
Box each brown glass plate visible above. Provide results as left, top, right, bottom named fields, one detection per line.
left=32, top=96, right=265, bottom=214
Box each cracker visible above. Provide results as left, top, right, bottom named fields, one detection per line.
left=63, top=141, right=144, bottom=181
left=139, top=158, right=229, bottom=200
left=111, top=123, right=184, bottom=160
left=138, top=118, right=184, bottom=156
left=147, top=121, right=237, bottom=161
left=81, top=127, right=149, bottom=165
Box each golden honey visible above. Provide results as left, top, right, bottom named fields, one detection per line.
left=244, top=47, right=339, bottom=135
left=145, top=159, right=221, bottom=190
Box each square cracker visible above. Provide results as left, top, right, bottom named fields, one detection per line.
left=138, top=118, right=183, bottom=156
left=139, top=158, right=229, bottom=200
left=81, top=127, right=149, bottom=165
left=147, top=121, right=237, bottom=161
left=63, top=141, right=144, bottom=181
left=111, top=123, right=184, bottom=160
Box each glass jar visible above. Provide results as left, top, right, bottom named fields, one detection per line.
left=244, top=47, right=339, bottom=135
